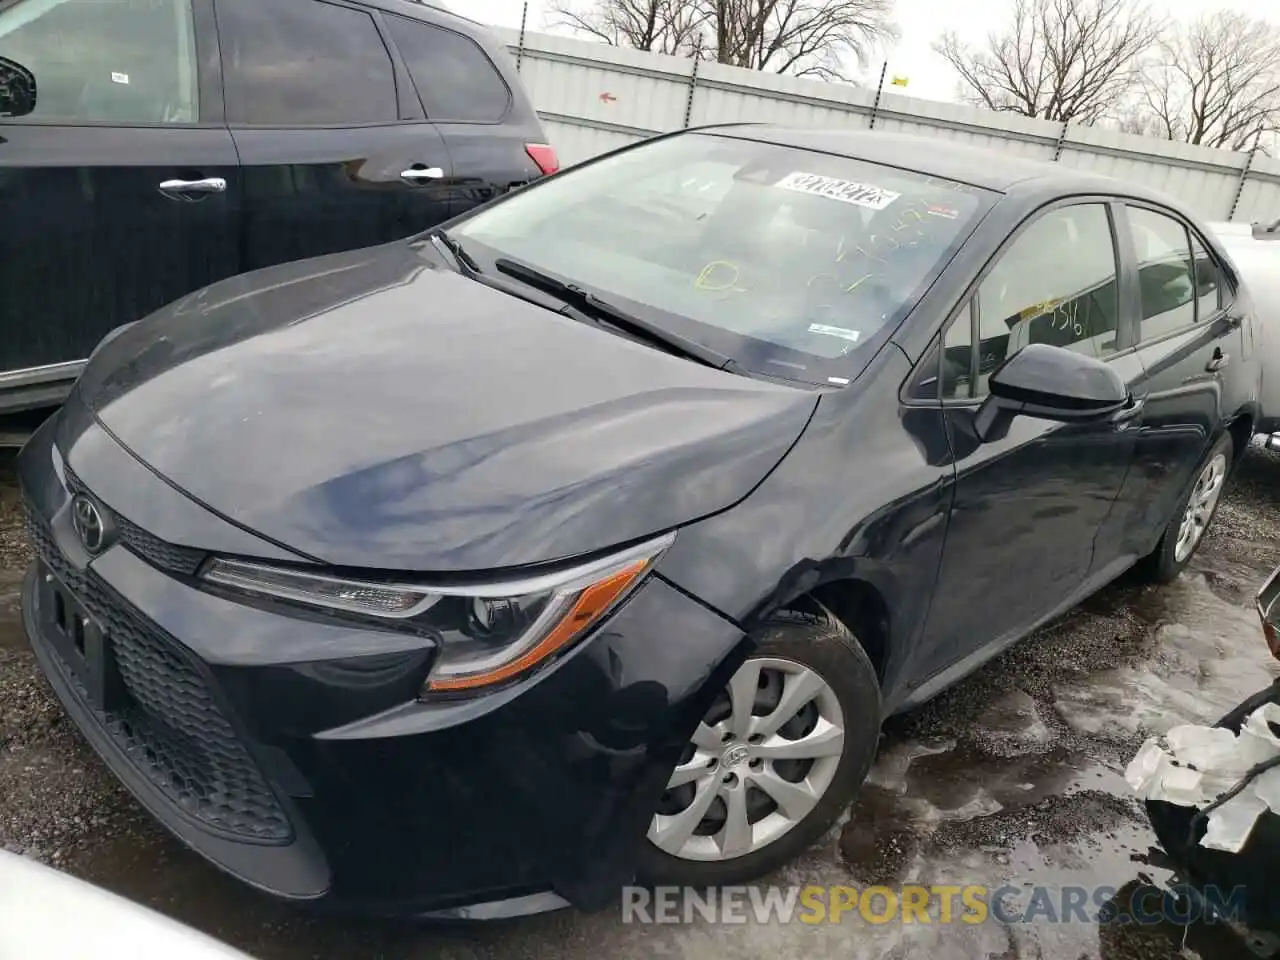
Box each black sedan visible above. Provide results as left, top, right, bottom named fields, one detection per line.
left=17, top=125, right=1263, bottom=917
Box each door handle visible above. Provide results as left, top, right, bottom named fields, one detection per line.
left=1110, top=394, right=1146, bottom=427
left=158, top=177, right=227, bottom=200
left=400, top=167, right=445, bottom=183
left=1206, top=350, right=1230, bottom=373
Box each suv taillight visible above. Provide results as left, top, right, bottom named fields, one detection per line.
left=526, top=143, right=559, bottom=176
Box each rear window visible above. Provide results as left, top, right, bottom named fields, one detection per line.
left=385, top=15, right=510, bottom=123
left=452, top=133, right=993, bottom=383
left=218, top=0, right=398, bottom=126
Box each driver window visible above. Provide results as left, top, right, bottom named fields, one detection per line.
left=972, top=204, right=1121, bottom=393
left=0, top=0, right=200, bottom=124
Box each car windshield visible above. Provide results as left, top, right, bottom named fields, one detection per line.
left=451, top=131, right=995, bottom=384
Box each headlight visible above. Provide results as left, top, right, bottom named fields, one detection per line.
left=201, top=532, right=675, bottom=694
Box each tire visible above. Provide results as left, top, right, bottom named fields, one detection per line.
left=1140, top=432, right=1233, bottom=584
left=636, top=603, right=881, bottom=887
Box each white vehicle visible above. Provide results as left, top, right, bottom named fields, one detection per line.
left=0, top=850, right=254, bottom=960
left=1208, top=219, right=1280, bottom=446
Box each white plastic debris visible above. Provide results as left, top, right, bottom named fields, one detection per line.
left=1124, top=702, right=1280, bottom=853
left=1201, top=791, right=1268, bottom=852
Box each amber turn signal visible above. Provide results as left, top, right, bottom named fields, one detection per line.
left=425, top=558, right=650, bottom=692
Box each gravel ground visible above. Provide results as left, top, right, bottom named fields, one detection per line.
left=0, top=457, right=139, bottom=870
left=1, top=443, right=1278, bottom=960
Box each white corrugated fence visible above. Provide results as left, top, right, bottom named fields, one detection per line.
left=493, top=27, right=1280, bottom=224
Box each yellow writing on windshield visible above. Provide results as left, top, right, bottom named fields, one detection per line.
left=870, top=232, right=900, bottom=254
left=694, top=257, right=885, bottom=302
left=694, top=260, right=748, bottom=295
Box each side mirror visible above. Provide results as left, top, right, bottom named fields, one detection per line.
left=974, top=343, right=1131, bottom=443
left=0, top=56, right=37, bottom=119
left=1253, top=219, right=1280, bottom=241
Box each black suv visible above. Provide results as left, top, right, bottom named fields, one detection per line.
left=0, top=0, right=554, bottom=412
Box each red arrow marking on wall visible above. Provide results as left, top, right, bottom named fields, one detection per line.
left=599, top=92, right=617, bottom=104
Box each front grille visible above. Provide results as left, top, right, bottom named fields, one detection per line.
left=62, top=465, right=205, bottom=576
left=112, top=512, right=205, bottom=577
left=25, top=504, right=292, bottom=844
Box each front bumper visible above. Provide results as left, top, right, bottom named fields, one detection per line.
left=17, top=413, right=747, bottom=916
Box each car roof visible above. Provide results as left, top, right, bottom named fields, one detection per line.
left=699, top=124, right=1144, bottom=197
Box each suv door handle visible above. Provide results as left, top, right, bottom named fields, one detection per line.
left=1206, top=349, right=1230, bottom=373
left=400, top=167, right=445, bottom=183
left=158, top=177, right=226, bottom=199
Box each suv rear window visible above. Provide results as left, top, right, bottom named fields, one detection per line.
left=385, top=15, right=510, bottom=123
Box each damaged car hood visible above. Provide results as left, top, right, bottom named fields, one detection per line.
left=73, top=243, right=818, bottom=571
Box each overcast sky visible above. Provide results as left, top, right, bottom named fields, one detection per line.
left=459, top=0, right=1277, bottom=102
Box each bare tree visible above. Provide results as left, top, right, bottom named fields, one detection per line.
left=1136, top=11, right=1280, bottom=151
left=1112, top=101, right=1165, bottom=138
left=550, top=0, right=896, bottom=80
left=545, top=0, right=706, bottom=56
left=934, top=0, right=1158, bottom=123
left=708, top=0, right=897, bottom=80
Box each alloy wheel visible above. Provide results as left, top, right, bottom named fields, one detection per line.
left=1174, top=452, right=1228, bottom=563
left=647, top=656, right=846, bottom=862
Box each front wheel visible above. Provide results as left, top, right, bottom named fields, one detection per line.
left=637, top=605, right=881, bottom=887
left=1141, top=432, right=1233, bottom=584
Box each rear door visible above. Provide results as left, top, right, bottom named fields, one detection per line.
left=0, top=0, right=239, bottom=383
left=214, top=0, right=454, bottom=270
left=909, top=200, right=1143, bottom=684
left=380, top=11, right=547, bottom=218
left=1114, top=203, right=1243, bottom=552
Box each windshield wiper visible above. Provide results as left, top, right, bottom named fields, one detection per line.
left=427, top=232, right=601, bottom=318
left=493, top=257, right=738, bottom=372
left=429, top=229, right=483, bottom=275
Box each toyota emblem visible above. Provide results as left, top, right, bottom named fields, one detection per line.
left=71, top=495, right=106, bottom=554
left=722, top=744, right=750, bottom=768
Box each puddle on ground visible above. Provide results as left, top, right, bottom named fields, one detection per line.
left=1053, top=571, right=1278, bottom=739
left=825, top=478, right=1280, bottom=960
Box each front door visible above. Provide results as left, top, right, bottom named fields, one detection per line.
left=0, top=0, right=240, bottom=378
left=910, top=200, right=1142, bottom=685
left=1114, top=204, right=1245, bottom=555
left=214, top=0, right=454, bottom=271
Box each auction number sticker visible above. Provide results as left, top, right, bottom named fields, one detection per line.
left=775, top=172, right=900, bottom=211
